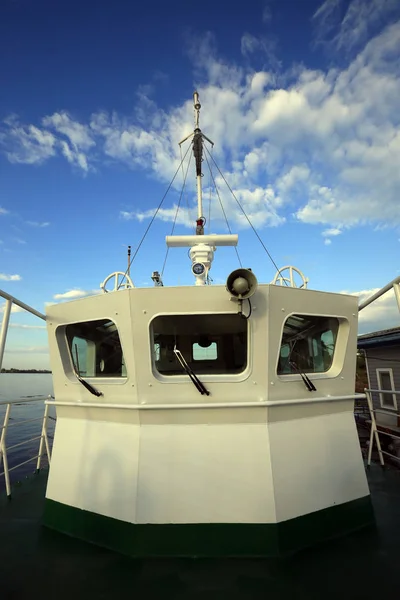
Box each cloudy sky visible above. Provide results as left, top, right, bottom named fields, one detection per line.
left=1, top=0, right=400, bottom=368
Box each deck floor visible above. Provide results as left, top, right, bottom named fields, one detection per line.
left=1, top=464, right=400, bottom=599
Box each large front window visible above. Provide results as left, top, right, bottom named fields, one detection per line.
left=65, top=319, right=126, bottom=377
left=152, top=314, right=248, bottom=376
left=278, top=314, right=339, bottom=375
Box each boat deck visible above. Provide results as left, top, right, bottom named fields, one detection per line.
left=1, top=463, right=400, bottom=599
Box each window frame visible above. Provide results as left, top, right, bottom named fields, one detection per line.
left=149, top=311, right=252, bottom=383
left=276, top=312, right=348, bottom=382
left=376, top=368, right=397, bottom=410
left=57, top=318, right=128, bottom=385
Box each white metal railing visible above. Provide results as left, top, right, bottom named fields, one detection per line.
left=0, top=289, right=51, bottom=496
left=364, top=388, right=400, bottom=467
left=358, top=275, right=400, bottom=312
left=0, top=288, right=46, bottom=370
left=0, top=396, right=53, bottom=497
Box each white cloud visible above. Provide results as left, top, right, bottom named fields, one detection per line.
left=43, top=111, right=95, bottom=173
left=322, top=226, right=341, bottom=244
left=0, top=303, right=25, bottom=314
left=25, top=221, right=50, bottom=227
left=1, top=16, right=400, bottom=233
left=9, top=323, right=46, bottom=329
left=322, top=227, right=342, bottom=237
left=1, top=112, right=94, bottom=173
left=0, top=273, right=21, bottom=281
left=59, top=140, right=90, bottom=171
left=313, top=0, right=400, bottom=53
left=343, top=287, right=400, bottom=334
left=13, top=238, right=26, bottom=244
left=0, top=207, right=9, bottom=215
left=42, top=112, right=94, bottom=150
left=2, top=117, right=57, bottom=165
left=240, top=33, right=280, bottom=71
left=53, top=288, right=101, bottom=300
left=121, top=206, right=193, bottom=226
left=113, top=23, right=400, bottom=230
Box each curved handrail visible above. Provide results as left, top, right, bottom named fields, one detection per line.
left=358, top=276, right=400, bottom=312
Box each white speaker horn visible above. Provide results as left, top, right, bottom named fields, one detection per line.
left=226, top=269, right=258, bottom=300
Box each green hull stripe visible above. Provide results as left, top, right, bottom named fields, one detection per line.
left=43, top=496, right=374, bottom=557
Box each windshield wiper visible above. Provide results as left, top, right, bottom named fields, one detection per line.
left=73, top=344, right=103, bottom=397
left=289, top=361, right=317, bottom=392
left=74, top=370, right=103, bottom=397
left=174, top=346, right=210, bottom=396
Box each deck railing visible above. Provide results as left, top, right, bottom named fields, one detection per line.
left=364, top=388, right=400, bottom=467
left=0, top=396, right=54, bottom=497
left=0, top=289, right=52, bottom=496
left=0, top=288, right=46, bottom=370
left=358, top=275, right=400, bottom=313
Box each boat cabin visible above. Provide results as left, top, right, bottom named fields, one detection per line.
left=42, top=92, right=372, bottom=557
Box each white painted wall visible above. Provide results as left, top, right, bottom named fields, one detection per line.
left=136, top=422, right=275, bottom=523
left=47, top=415, right=140, bottom=522
left=45, top=284, right=368, bottom=528
left=269, top=409, right=369, bottom=522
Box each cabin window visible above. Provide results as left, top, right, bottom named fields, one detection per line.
left=151, top=314, right=247, bottom=376
left=377, top=369, right=397, bottom=410
left=277, top=314, right=339, bottom=375
left=192, top=342, right=218, bottom=361
left=65, top=319, right=126, bottom=377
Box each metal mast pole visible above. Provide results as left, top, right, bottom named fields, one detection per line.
left=179, top=91, right=214, bottom=235
left=192, top=91, right=203, bottom=219
left=127, top=245, right=131, bottom=279
left=172, top=93, right=235, bottom=285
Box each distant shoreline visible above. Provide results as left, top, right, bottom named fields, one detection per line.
left=0, top=369, right=52, bottom=374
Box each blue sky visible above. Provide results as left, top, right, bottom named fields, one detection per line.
left=1, top=0, right=400, bottom=368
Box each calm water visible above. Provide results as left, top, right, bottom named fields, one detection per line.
left=0, top=374, right=55, bottom=492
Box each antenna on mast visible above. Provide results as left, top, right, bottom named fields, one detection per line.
left=179, top=91, right=214, bottom=235
left=127, top=245, right=131, bottom=278
left=169, top=92, right=237, bottom=286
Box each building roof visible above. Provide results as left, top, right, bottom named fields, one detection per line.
left=358, top=326, right=400, bottom=349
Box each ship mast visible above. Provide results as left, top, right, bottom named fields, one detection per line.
left=179, top=91, right=214, bottom=232
left=168, top=92, right=238, bottom=285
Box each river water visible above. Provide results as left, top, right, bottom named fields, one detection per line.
left=0, top=374, right=55, bottom=492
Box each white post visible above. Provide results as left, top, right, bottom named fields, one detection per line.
left=365, top=389, right=385, bottom=467
left=36, top=403, right=51, bottom=470
left=0, top=403, right=12, bottom=496
left=0, top=298, right=12, bottom=371
left=393, top=282, right=400, bottom=313
left=196, top=175, right=203, bottom=219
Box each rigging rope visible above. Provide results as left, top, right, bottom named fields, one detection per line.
left=204, top=150, right=242, bottom=268
left=117, top=142, right=192, bottom=289
left=180, top=143, right=190, bottom=214
left=161, top=151, right=193, bottom=277
left=204, top=145, right=287, bottom=284
left=208, top=145, right=213, bottom=234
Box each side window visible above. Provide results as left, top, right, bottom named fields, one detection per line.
left=377, top=369, right=397, bottom=410
left=65, top=320, right=126, bottom=378
left=278, top=314, right=339, bottom=375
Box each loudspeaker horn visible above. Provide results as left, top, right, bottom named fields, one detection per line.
left=226, top=268, right=258, bottom=300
